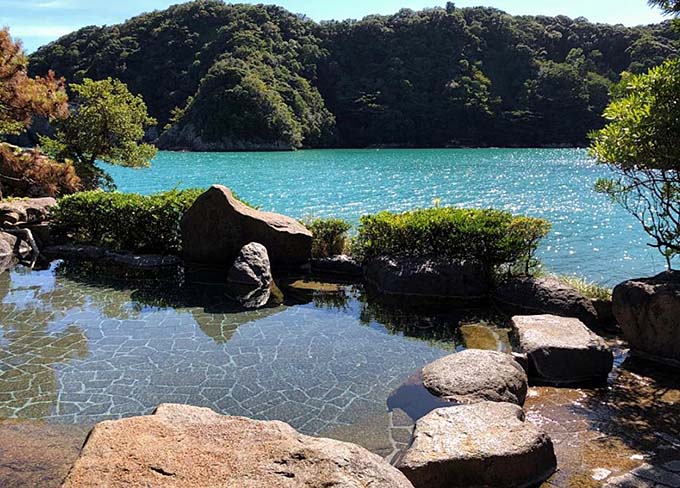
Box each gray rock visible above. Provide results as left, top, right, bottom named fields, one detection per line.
left=63, top=403, right=413, bottom=488
left=512, top=314, right=613, bottom=385
left=397, top=402, right=556, bottom=488
left=494, top=277, right=600, bottom=329
left=0, top=197, right=56, bottom=227
left=422, top=349, right=528, bottom=406
left=227, top=243, right=281, bottom=309
left=311, top=255, right=362, bottom=278
left=0, top=233, right=13, bottom=272
left=0, top=231, right=33, bottom=271
left=364, top=256, right=489, bottom=300
left=181, top=185, right=312, bottom=270
left=613, top=271, right=680, bottom=366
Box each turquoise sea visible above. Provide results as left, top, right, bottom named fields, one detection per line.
left=105, top=148, right=665, bottom=285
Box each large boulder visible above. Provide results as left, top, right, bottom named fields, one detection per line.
left=422, top=349, right=528, bottom=406
left=613, top=271, right=680, bottom=366
left=62, top=403, right=413, bottom=488
left=512, top=314, right=613, bottom=385
left=397, top=402, right=556, bottom=488
left=494, top=277, right=600, bottom=329
left=181, top=185, right=312, bottom=270
left=364, top=256, right=489, bottom=300
left=226, top=242, right=282, bottom=309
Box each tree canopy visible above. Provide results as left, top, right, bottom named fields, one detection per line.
left=29, top=1, right=680, bottom=149
left=40, top=78, right=157, bottom=189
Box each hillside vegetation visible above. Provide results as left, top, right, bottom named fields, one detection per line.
left=29, top=1, right=679, bottom=150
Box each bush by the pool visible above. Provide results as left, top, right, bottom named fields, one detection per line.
left=305, top=217, right=352, bottom=259
left=51, top=189, right=204, bottom=255
left=356, top=208, right=550, bottom=273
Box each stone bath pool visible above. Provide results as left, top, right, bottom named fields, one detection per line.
left=1, top=262, right=679, bottom=487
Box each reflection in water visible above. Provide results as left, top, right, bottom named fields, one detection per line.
left=0, top=269, right=89, bottom=419
left=1, top=262, right=492, bottom=455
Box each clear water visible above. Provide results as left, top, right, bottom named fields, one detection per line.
left=106, top=148, right=666, bottom=285
left=0, top=263, right=508, bottom=458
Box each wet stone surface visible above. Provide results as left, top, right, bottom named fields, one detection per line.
left=529, top=341, right=680, bottom=487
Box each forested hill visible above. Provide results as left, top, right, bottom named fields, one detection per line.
left=29, top=1, right=678, bottom=150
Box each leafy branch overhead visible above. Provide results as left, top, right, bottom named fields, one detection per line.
left=40, top=78, right=157, bottom=190
left=590, top=60, right=680, bottom=267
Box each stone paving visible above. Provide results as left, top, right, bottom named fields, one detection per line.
left=1, top=264, right=488, bottom=460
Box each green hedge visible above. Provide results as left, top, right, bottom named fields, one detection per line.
left=50, top=189, right=205, bottom=255
left=356, top=208, right=550, bottom=272
left=305, top=217, right=352, bottom=258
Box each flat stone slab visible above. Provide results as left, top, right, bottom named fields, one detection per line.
left=422, top=349, right=528, bottom=405
left=63, top=403, right=413, bottom=488
left=512, top=314, right=613, bottom=385
left=397, top=402, right=556, bottom=488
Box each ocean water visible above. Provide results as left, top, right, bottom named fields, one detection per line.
left=105, top=148, right=665, bottom=285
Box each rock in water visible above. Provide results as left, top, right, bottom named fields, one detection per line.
left=422, top=349, right=528, bottom=406
left=613, top=271, right=680, bottom=366
left=227, top=242, right=281, bottom=309
left=62, top=403, right=414, bottom=488
left=494, top=277, right=600, bottom=329
left=397, top=402, right=556, bottom=488
left=511, top=314, right=613, bottom=385
left=181, top=185, right=312, bottom=270
left=364, top=256, right=489, bottom=300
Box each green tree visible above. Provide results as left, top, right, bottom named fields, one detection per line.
left=41, top=78, right=157, bottom=189
left=590, top=60, right=680, bottom=268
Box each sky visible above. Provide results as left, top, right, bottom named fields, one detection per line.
left=0, top=0, right=669, bottom=53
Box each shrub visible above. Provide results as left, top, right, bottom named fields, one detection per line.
left=355, top=207, right=550, bottom=273
left=305, top=217, right=352, bottom=258
left=50, top=189, right=204, bottom=255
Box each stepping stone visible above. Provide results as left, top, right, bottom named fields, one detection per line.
left=397, top=402, right=556, bottom=488
left=511, top=314, right=613, bottom=385
left=422, top=349, right=528, bottom=405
